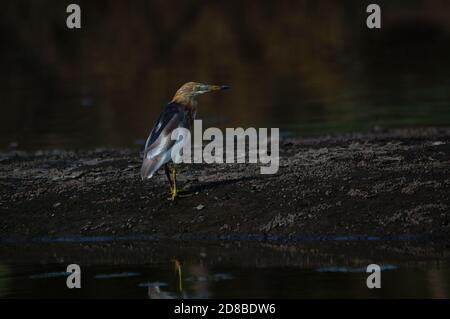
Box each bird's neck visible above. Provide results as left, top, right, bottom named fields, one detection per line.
left=171, top=93, right=197, bottom=110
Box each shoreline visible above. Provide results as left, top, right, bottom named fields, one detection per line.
left=1, top=127, right=450, bottom=240
left=1, top=239, right=449, bottom=266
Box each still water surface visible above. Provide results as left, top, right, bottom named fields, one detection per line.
left=1, top=240, right=449, bottom=298
left=2, top=1, right=450, bottom=149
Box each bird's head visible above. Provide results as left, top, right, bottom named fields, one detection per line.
left=172, top=82, right=230, bottom=107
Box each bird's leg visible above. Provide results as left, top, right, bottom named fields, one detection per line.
left=166, top=166, right=192, bottom=199
left=164, top=164, right=174, bottom=195
left=170, top=166, right=178, bottom=201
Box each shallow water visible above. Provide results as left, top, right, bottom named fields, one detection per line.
left=2, top=260, right=449, bottom=299
left=1, top=240, right=449, bottom=298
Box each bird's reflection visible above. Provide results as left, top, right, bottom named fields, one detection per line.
left=147, top=285, right=174, bottom=299
left=174, top=259, right=183, bottom=293
left=147, top=259, right=211, bottom=299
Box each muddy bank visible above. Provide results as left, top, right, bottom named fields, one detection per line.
left=1, top=128, right=450, bottom=240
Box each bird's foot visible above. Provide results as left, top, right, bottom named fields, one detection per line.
left=167, top=187, right=178, bottom=201
left=167, top=188, right=192, bottom=200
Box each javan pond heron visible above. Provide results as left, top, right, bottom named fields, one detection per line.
left=141, top=82, right=229, bottom=200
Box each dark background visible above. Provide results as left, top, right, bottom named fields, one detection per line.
left=1, top=0, right=450, bottom=149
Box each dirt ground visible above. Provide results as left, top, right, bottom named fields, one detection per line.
left=1, top=127, right=450, bottom=241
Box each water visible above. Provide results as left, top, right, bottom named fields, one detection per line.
left=1, top=240, right=449, bottom=298
left=2, top=0, right=450, bottom=149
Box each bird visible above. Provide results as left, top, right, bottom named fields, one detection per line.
left=141, top=82, right=230, bottom=201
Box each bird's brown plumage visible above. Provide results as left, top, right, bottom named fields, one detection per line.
left=141, top=82, right=229, bottom=199
left=171, top=82, right=198, bottom=110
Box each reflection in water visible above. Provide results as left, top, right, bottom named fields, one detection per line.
left=1, top=1, right=450, bottom=149
left=13, top=260, right=449, bottom=299
left=147, top=259, right=213, bottom=299
left=1, top=241, right=450, bottom=298
left=95, top=272, right=140, bottom=279
left=1, top=257, right=450, bottom=298
left=427, top=269, right=449, bottom=299
left=29, top=271, right=70, bottom=279
left=147, top=285, right=173, bottom=300
left=143, top=259, right=212, bottom=299
left=174, top=259, right=183, bottom=296
left=0, top=264, right=12, bottom=298
left=316, top=265, right=397, bottom=273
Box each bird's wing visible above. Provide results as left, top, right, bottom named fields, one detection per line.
left=144, top=102, right=185, bottom=151
left=141, top=103, right=188, bottom=179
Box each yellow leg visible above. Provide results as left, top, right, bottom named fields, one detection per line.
left=165, top=165, right=178, bottom=201
left=170, top=167, right=178, bottom=201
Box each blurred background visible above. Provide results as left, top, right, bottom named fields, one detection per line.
left=1, top=0, right=450, bottom=149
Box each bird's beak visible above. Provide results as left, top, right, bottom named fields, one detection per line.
left=209, top=85, right=230, bottom=91
left=199, top=84, right=230, bottom=94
